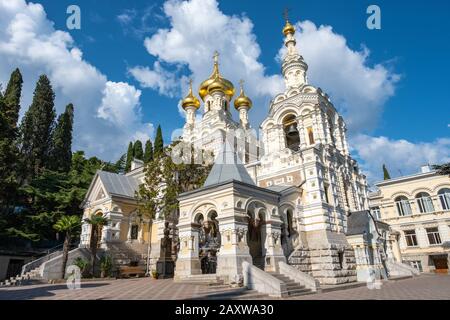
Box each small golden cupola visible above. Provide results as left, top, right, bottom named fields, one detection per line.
left=234, top=80, right=252, bottom=110
left=282, top=9, right=295, bottom=36
left=181, top=79, right=200, bottom=110
left=198, top=51, right=235, bottom=101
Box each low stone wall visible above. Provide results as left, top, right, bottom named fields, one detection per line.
left=242, top=261, right=287, bottom=297
left=278, top=261, right=320, bottom=292
left=40, top=248, right=95, bottom=280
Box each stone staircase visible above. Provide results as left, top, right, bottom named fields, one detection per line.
left=267, top=272, right=314, bottom=297
left=193, top=285, right=269, bottom=300
left=0, top=267, right=44, bottom=287
left=175, top=273, right=224, bottom=285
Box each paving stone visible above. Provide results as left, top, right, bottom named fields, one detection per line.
left=0, top=274, right=448, bottom=300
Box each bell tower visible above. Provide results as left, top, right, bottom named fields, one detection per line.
left=251, top=13, right=370, bottom=285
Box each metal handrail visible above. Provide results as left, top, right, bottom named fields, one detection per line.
left=20, top=242, right=78, bottom=276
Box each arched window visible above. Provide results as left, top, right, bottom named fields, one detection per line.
left=438, top=188, right=450, bottom=210
left=307, top=126, right=315, bottom=145
left=395, top=196, right=412, bottom=216
left=415, top=192, right=434, bottom=213
left=283, top=115, right=300, bottom=152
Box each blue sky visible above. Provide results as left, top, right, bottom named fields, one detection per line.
left=0, top=0, right=449, bottom=184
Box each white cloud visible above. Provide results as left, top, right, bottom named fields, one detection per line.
left=351, top=135, right=450, bottom=184
left=97, top=81, right=142, bottom=127
left=131, top=0, right=284, bottom=125
left=128, top=62, right=178, bottom=97
left=0, top=0, right=153, bottom=160
left=133, top=0, right=398, bottom=134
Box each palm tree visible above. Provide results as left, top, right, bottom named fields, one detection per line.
left=53, top=215, right=81, bottom=279
left=84, top=215, right=108, bottom=277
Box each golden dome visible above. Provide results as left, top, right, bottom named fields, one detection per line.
left=181, top=80, right=200, bottom=110
left=198, top=51, right=235, bottom=101
left=234, top=80, right=252, bottom=110
left=282, top=20, right=295, bottom=36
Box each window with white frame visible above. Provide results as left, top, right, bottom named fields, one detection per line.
left=438, top=188, right=450, bottom=211
left=426, top=227, right=442, bottom=245
left=415, top=192, right=435, bottom=213
left=395, top=196, right=412, bottom=216
left=404, top=229, right=418, bottom=247
left=408, top=260, right=423, bottom=272
left=370, top=206, right=381, bottom=220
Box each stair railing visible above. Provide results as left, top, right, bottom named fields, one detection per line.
left=20, top=242, right=78, bottom=276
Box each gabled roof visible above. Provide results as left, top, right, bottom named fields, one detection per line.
left=97, top=171, right=139, bottom=198
left=83, top=170, right=139, bottom=206
left=203, top=141, right=255, bottom=187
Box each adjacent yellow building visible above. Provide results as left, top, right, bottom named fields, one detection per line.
left=369, top=166, right=450, bottom=274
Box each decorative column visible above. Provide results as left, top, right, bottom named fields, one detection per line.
left=216, top=213, right=252, bottom=283
left=263, top=209, right=286, bottom=273
left=174, top=223, right=202, bottom=279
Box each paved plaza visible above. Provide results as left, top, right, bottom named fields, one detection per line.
left=0, top=274, right=449, bottom=300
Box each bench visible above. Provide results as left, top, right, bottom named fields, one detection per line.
left=118, top=266, right=146, bottom=278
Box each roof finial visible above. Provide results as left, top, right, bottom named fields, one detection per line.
left=188, top=78, right=193, bottom=93
left=213, top=51, right=219, bottom=65
left=283, top=7, right=290, bottom=22
left=239, top=79, right=244, bottom=90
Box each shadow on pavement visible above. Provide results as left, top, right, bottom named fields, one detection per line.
left=0, top=283, right=109, bottom=300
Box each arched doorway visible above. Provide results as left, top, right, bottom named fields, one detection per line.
left=196, top=211, right=221, bottom=274
left=247, top=202, right=266, bottom=270
left=280, top=207, right=298, bottom=257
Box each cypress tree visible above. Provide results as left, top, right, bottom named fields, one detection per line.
left=382, top=164, right=391, bottom=180
left=133, top=140, right=144, bottom=161
left=0, top=70, right=22, bottom=213
left=50, top=104, right=74, bottom=172
left=2, top=68, right=23, bottom=132
left=154, top=125, right=164, bottom=158
left=144, top=139, right=153, bottom=164
left=20, top=75, right=56, bottom=179
left=125, top=141, right=134, bottom=172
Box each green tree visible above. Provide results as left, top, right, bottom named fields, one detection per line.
left=383, top=164, right=391, bottom=180
left=53, top=215, right=81, bottom=279
left=114, top=154, right=126, bottom=174
left=84, top=215, right=108, bottom=277
left=2, top=68, right=23, bottom=132
left=125, top=141, right=134, bottom=172
left=50, top=104, right=74, bottom=172
left=143, top=139, right=153, bottom=164
left=0, top=69, right=23, bottom=214
left=136, top=142, right=211, bottom=273
left=20, top=75, right=56, bottom=180
left=133, top=140, right=144, bottom=161
left=154, top=125, right=164, bottom=158
left=4, top=151, right=116, bottom=242
left=433, top=163, right=450, bottom=176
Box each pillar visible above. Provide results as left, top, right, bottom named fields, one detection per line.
left=174, top=223, right=202, bottom=279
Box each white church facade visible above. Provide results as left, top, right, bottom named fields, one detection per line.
left=75, top=16, right=418, bottom=291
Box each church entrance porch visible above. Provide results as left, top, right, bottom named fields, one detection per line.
left=247, top=202, right=266, bottom=270
left=198, top=211, right=220, bottom=274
